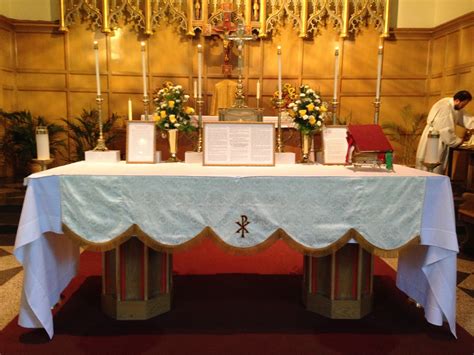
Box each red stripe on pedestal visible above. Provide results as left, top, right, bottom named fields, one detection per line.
left=120, top=244, right=126, bottom=301
left=311, top=257, right=318, bottom=294
left=352, top=247, right=359, bottom=299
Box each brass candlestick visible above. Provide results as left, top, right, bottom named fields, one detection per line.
left=196, top=98, right=204, bottom=153
left=143, top=94, right=150, bottom=121
left=93, top=95, right=108, bottom=151
left=276, top=99, right=284, bottom=153
left=32, top=159, right=53, bottom=171
left=332, top=98, right=339, bottom=125
left=422, top=161, right=441, bottom=173
left=373, top=97, right=381, bottom=125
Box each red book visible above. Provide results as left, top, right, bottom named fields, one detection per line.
left=347, top=124, right=393, bottom=152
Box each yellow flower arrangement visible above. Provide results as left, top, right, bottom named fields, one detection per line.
left=287, top=85, right=328, bottom=135
left=270, top=83, right=298, bottom=109
left=153, top=81, right=195, bottom=132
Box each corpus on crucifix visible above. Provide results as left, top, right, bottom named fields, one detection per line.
left=226, top=20, right=254, bottom=108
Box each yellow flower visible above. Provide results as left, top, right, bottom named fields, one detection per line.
left=185, top=106, right=195, bottom=115
left=320, top=105, right=327, bottom=112
left=168, top=101, right=175, bottom=108
left=309, top=116, right=316, bottom=125
left=299, top=109, right=307, bottom=116
left=289, top=110, right=296, bottom=117
left=169, top=114, right=176, bottom=123
left=307, top=103, right=315, bottom=112
left=160, top=110, right=167, bottom=118
left=153, top=113, right=159, bottom=122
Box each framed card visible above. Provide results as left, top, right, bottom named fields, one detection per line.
left=203, top=122, right=275, bottom=166
left=126, top=121, right=156, bottom=163
left=322, top=125, right=349, bottom=165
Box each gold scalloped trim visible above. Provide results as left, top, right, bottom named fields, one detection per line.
left=62, top=223, right=420, bottom=257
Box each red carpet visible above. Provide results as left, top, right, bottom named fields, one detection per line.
left=1, top=249, right=473, bottom=355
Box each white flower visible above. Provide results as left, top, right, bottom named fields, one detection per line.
left=317, top=121, right=322, bottom=126
left=175, top=123, right=181, bottom=127
left=176, top=85, right=182, bottom=89
left=303, top=115, right=309, bottom=120
left=315, top=106, right=320, bottom=111
left=293, top=106, right=298, bottom=111
left=164, top=123, right=169, bottom=128
left=300, top=93, right=305, bottom=97
left=288, top=103, right=295, bottom=108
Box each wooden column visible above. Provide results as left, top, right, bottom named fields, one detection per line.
left=303, top=243, right=373, bottom=319
left=102, top=237, right=172, bottom=320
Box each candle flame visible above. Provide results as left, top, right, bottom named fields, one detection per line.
left=197, top=44, right=203, bottom=52
left=93, top=41, right=98, bottom=49
left=277, top=45, right=281, bottom=54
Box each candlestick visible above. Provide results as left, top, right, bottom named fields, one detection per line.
left=375, top=45, right=383, bottom=100
left=256, top=80, right=260, bottom=109
left=128, top=98, right=132, bottom=121
left=193, top=80, right=197, bottom=99
left=94, top=41, right=101, bottom=96
left=333, top=47, right=340, bottom=100
left=197, top=44, right=203, bottom=99
left=277, top=46, right=282, bottom=100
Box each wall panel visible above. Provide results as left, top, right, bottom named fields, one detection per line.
left=0, top=13, right=473, bottom=176
left=16, top=32, right=65, bottom=70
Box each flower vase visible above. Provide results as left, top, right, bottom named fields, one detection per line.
left=166, top=129, right=180, bottom=162
left=300, top=132, right=314, bottom=164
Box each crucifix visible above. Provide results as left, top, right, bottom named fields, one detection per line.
left=226, top=20, right=254, bottom=108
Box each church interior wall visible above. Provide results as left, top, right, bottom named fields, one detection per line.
left=0, top=11, right=473, bottom=176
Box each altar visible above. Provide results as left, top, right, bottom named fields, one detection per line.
left=14, top=162, right=458, bottom=339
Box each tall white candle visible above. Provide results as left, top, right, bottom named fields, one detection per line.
left=93, top=41, right=101, bottom=96
left=277, top=46, right=282, bottom=100
left=333, top=47, right=340, bottom=100
left=36, top=127, right=50, bottom=160
left=256, top=80, right=260, bottom=100
left=128, top=98, right=133, bottom=121
left=375, top=45, right=383, bottom=100
left=197, top=44, right=203, bottom=99
left=141, top=41, right=148, bottom=97
left=193, top=80, right=197, bottom=99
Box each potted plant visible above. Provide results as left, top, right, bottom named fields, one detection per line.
left=62, top=109, right=119, bottom=162
left=0, top=110, right=66, bottom=177
left=382, top=105, right=426, bottom=166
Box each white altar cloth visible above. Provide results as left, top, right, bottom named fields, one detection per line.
left=14, top=162, right=458, bottom=338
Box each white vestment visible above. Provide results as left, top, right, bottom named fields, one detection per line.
left=415, top=97, right=474, bottom=174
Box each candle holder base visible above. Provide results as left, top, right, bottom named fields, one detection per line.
left=422, top=161, right=441, bottom=173
left=32, top=159, right=53, bottom=172
left=93, top=137, right=108, bottom=152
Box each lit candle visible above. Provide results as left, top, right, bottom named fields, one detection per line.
left=375, top=45, right=383, bottom=100
left=256, top=80, right=260, bottom=100
left=93, top=41, right=101, bottom=96
left=128, top=98, right=132, bottom=121
left=197, top=44, right=203, bottom=99
left=333, top=47, right=340, bottom=100
left=193, top=79, right=197, bottom=99
left=141, top=41, right=148, bottom=97
left=36, top=126, right=50, bottom=160
left=277, top=46, right=282, bottom=100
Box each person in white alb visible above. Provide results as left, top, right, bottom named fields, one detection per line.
left=415, top=90, right=473, bottom=174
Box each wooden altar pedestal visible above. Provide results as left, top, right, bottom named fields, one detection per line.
left=303, top=243, right=373, bottom=319
left=101, top=237, right=172, bottom=320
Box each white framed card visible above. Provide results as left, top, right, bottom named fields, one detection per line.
left=126, top=121, right=156, bottom=163
left=203, top=122, right=275, bottom=166
left=322, top=125, right=349, bottom=165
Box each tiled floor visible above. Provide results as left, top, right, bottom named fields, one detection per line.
left=0, top=181, right=473, bottom=336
